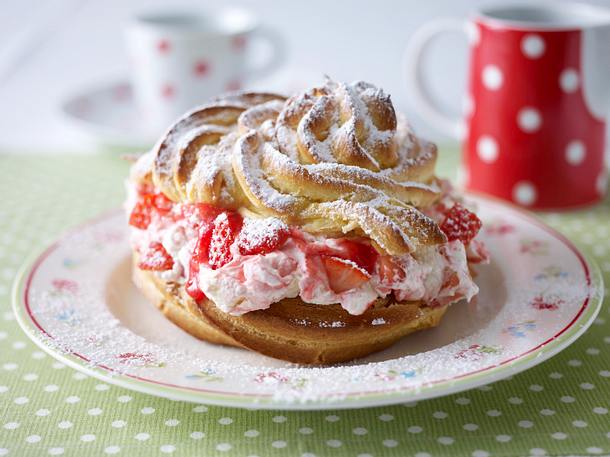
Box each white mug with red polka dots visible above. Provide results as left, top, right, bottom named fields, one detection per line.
left=405, top=2, right=610, bottom=209
left=126, top=8, right=285, bottom=130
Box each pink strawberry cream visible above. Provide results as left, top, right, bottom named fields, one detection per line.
left=127, top=184, right=488, bottom=316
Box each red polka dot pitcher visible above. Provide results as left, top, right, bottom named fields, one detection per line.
left=405, top=3, right=610, bottom=209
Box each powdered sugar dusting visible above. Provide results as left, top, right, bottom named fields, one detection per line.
left=19, top=200, right=600, bottom=407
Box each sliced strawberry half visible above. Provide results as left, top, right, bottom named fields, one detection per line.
left=181, top=203, right=223, bottom=230
left=129, top=201, right=151, bottom=229
left=208, top=211, right=243, bottom=269
left=236, top=218, right=290, bottom=256
left=440, top=203, right=482, bottom=244
left=336, top=239, right=378, bottom=274
left=138, top=242, right=174, bottom=271
left=323, top=256, right=370, bottom=294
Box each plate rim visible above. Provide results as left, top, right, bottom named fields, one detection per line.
left=11, top=198, right=605, bottom=410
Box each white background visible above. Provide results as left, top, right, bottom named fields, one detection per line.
left=0, top=0, right=608, bottom=153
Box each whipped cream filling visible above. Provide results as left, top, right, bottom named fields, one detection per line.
left=130, top=209, right=482, bottom=316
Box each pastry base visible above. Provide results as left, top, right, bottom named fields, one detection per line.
left=133, top=258, right=448, bottom=365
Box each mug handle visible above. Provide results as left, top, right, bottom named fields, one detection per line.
left=404, top=18, right=468, bottom=139
left=245, top=26, right=286, bottom=81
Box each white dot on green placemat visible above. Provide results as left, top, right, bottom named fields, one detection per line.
left=455, top=397, right=471, bottom=405
left=352, top=427, right=368, bottom=435
left=190, top=431, right=204, bottom=440
left=160, top=445, right=175, bottom=454
left=301, top=453, right=317, bottom=457
left=80, top=434, right=95, bottom=442
left=134, top=433, right=150, bottom=441
left=32, top=351, right=46, bottom=359
left=463, top=423, right=479, bottom=431
left=518, top=420, right=534, bottom=428
left=48, top=447, right=64, bottom=455
left=486, top=409, right=501, bottom=417
left=432, top=411, right=448, bottom=419
left=14, top=396, right=29, bottom=405
left=23, top=373, right=38, bottom=382
left=244, top=430, right=259, bottom=438
left=12, top=341, right=26, bottom=350
left=383, top=439, right=398, bottom=448
left=529, top=450, right=546, bottom=456
left=551, top=432, right=567, bottom=440
left=87, top=408, right=103, bottom=416
left=325, top=415, right=339, bottom=422
left=403, top=401, right=418, bottom=407
left=326, top=440, right=342, bottom=448
left=298, top=427, right=313, bottom=435
left=540, top=409, right=556, bottom=416
left=58, top=420, right=73, bottom=429
left=599, top=370, right=610, bottom=378
left=218, top=417, right=233, bottom=425
left=0, top=450, right=7, bottom=456
left=95, top=384, right=110, bottom=392
left=560, top=396, right=575, bottom=403
left=65, top=396, right=80, bottom=404
left=572, top=420, right=587, bottom=428
left=272, top=441, right=287, bottom=449
left=0, top=331, right=6, bottom=340
left=529, top=384, right=544, bottom=392
left=587, top=347, right=601, bottom=355
left=414, top=452, right=431, bottom=457
left=192, top=405, right=208, bottom=413
left=165, top=419, right=179, bottom=427
left=472, top=451, right=490, bottom=457
left=586, top=447, right=604, bottom=454
left=580, top=382, right=595, bottom=390
left=508, top=397, right=523, bottom=404
left=104, top=445, right=120, bottom=454
left=140, top=407, right=154, bottom=415
left=0, top=386, right=7, bottom=393
left=2, top=363, right=17, bottom=371
left=496, top=435, right=512, bottom=442
left=3, top=422, right=20, bottom=430
left=51, top=362, right=65, bottom=369
left=438, top=436, right=454, bottom=445
left=36, top=409, right=50, bottom=417
left=568, top=359, right=582, bottom=367
left=378, top=414, right=394, bottom=422
left=117, top=395, right=132, bottom=403
left=273, top=415, right=287, bottom=423
left=112, top=420, right=127, bottom=428
left=44, top=385, right=59, bottom=392
left=216, top=443, right=232, bottom=452
left=25, top=435, right=41, bottom=443
left=478, top=385, right=493, bottom=392
left=549, top=372, right=563, bottom=379
left=408, top=426, right=423, bottom=433
left=72, top=372, right=87, bottom=380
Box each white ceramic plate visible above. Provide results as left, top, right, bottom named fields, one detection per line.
left=12, top=196, right=603, bottom=410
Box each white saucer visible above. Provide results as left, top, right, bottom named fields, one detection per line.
left=61, top=81, right=161, bottom=149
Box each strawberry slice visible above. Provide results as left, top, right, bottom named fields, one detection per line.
left=440, top=203, right=482, bottom=244
left=181, top=203, right=223, bottom=230
left=129, top=201, right=151, bottom=229
left=236, top=218, right=290, bottom=256
left=377, top=255, right=406, bottom=285
left=129, top=191, right=174, bottom=229
left=335, top=239, right=378, bottom=274
left=323, top=256, right=370, bottom=293
left=208, top=211, right=243, bottom=269
left=138, top=242, right=174, bottom=271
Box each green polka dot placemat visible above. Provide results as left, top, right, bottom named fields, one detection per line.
left=0, top=152, right=608, bottom=457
